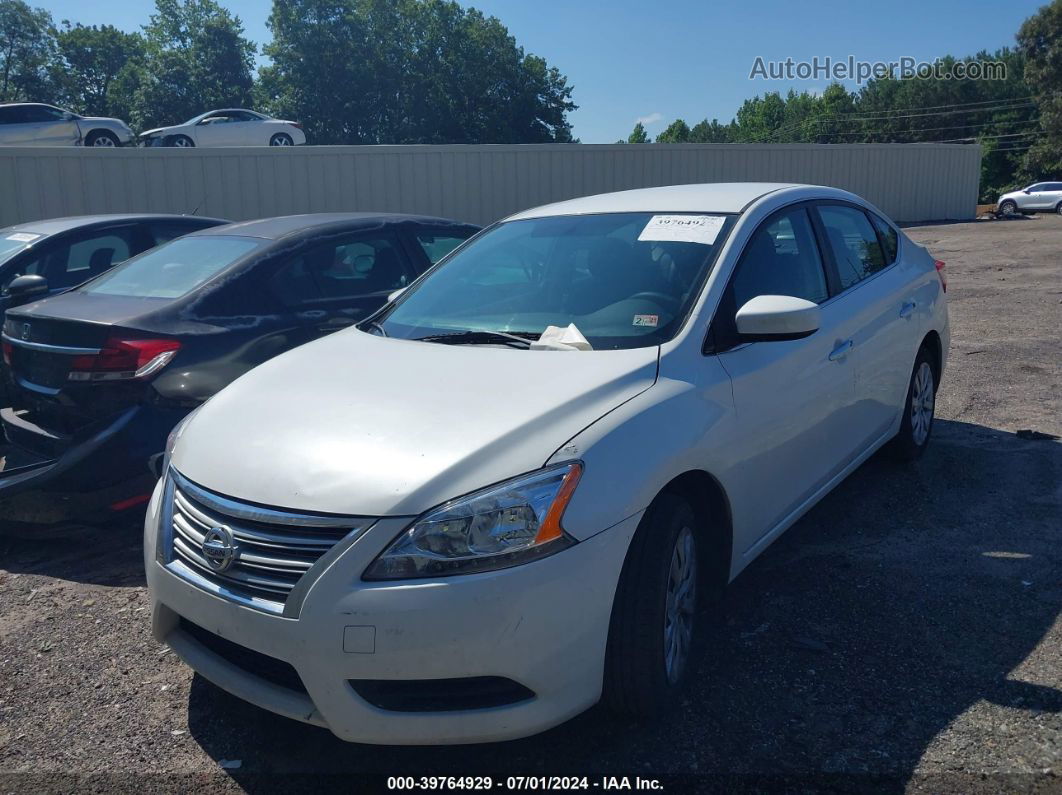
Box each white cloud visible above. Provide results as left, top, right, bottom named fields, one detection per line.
left=635, top=112, right=663, bottom=128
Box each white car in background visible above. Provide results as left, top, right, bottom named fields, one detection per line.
left=0, top=103, right=134, bottom=146
left=138, top=109, right=306, bottom=148
left=997, top=181, right=1062, bottom=215
left=146, top=183, right=949, bottom=745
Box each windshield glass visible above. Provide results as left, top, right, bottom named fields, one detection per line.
left=0, top=233, right=38, bottom=268
left=375, top=212, right=735, bottom=350
left=81, top=236, right=261, bottom=299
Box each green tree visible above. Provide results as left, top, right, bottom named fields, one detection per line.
left=688, top=118, right=731, bottom=143
left=259, top=0, right=576, bottom=144
left=655, top=118, right=690, bottom=143
left=0, top=0, right=55, bottom=102
left=1017, top=0, right=1062, bottom=179
left=131, top=0, right=255, bottom=130
left=626, top=121, right=650, bottom=143
left=52, top=23, right=145, bottom=118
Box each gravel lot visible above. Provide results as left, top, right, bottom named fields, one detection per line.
left=1, top=215, right=1059, bottom=793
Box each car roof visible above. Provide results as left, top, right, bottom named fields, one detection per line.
left=506, top=183, right=808, bottom=220
left=187, top=213, right=476, bottom=241
left=3, top=214, right=228, bottom=237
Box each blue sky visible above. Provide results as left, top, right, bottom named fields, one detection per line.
left=39, top=0, right=1046, bottom=142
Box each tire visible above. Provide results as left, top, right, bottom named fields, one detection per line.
left=604, top=492, right=703, bottom=718
left=887, top=346, right=937, bottom=462
left=84, top=130, right=119, bottom=147
left=269, top=133, right=294, bottom=146
left=166, top=135, right=195, bottom=148
left=1056, top=202, right=1062, bottom=216
left=998, top=200, right=1017, bottom=216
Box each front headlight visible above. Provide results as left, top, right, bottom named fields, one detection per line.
left=363, top=463, right=582, bottom=580
left=156, top=405, right=201, bottom=477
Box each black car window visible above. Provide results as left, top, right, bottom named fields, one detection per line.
left=21, top=105, right=63, bottom=123
left=869, top=213, right=899, bottom=265
left=816, top=205, right=886, bottom=291
left=730, top=207, right=830, bottom=311
left=414, top=229, right=473, bottom=264
left=82, top=236, right=261, bottom=298
left=39, top=228, right=137, bottom=290
left=0, top=107, right=17, bottom=124
left=271, top=234, right=410, bottom=305
left=147, top=221, right=203, bottom=246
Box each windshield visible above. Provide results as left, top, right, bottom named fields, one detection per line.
left=81, top=236, right=261, bottom=299
left=0, top=232, right=39, bottom=268
left=375, top=212, right=735, bottom=350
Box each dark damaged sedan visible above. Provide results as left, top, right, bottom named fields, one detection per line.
left=0, top=213, right=479, bottom=533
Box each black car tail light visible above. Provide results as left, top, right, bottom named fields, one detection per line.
left=68, top=336, right=181, bottom=382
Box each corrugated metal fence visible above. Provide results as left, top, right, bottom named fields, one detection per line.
left=0, top=143, right=981, bottom=227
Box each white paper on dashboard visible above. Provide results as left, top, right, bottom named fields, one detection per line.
left=637, top=215, right=725, bottom=245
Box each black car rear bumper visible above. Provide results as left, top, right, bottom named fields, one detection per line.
left=0, top=403, right=186, bottom=532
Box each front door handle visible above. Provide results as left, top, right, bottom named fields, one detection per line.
left=828, top=339, right=854, bottom=362
left=899, top=301, right=916, bottom=319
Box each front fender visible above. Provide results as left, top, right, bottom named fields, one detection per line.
left=546, top=358, right=736, bottom=543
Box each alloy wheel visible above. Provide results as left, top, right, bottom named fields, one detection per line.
left=91, top=136, right=116, bottom=147
left=663, top=525, right=697, bottom=684
left=910, top=361, right=935, bottom=446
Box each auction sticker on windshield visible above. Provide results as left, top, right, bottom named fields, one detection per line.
left=6, top=233, right=40, bottom=243
left=637, top=214, right=725, bottom=245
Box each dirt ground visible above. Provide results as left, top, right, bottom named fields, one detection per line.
left=1, top=215, right=1060, bottom=793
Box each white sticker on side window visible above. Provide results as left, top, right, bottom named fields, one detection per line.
left=6, top=233, right=40, bottom=243
left=638, top=215, right=725, bottom=245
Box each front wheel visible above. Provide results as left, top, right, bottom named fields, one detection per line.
left=888, top=348, right=937, bottom=461
left=85, top=130, right=119, bottom=147
left=167, top=135, right=195, bottom=148
left=604, top=493, right=703, bottom=717
left=998, top=200, right=1017, bottom=216
left=270, top=133, right=294, bottom=146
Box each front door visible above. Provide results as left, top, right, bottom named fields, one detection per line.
left=712, top=204, right=859, bottom=555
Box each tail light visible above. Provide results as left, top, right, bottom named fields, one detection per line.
left=68, top=337, right=181, bottom=382
left=934, top=259, right=947, bottom=292
left=2, top=340, right=11, bottom=366
left=292, top=122, right=303, bottom=130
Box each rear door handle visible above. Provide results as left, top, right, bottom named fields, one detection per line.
left=828, top=339, right=854, bottom=362
left=899, top=301, right=916, bottom=319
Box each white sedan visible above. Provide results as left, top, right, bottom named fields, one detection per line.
left=146, top=182, right=949, bottom=744
left=138, top=109, right=306, bottom=147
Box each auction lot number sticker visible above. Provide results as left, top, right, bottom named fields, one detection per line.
left=387, top=776, right=663, bottom=791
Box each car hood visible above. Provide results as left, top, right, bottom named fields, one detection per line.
left=171, top=329, right=659, bottom=517
left=139, top=126, right=175, bottom=137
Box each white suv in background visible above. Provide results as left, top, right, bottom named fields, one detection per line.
left=0, top=103, right=134, bottom=147
left=997, top=181, right=1062, bottom=215
left=145, top=183, right=949, bottom=745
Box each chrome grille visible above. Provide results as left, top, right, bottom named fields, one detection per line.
left=163, top=470, right=369, bottom=614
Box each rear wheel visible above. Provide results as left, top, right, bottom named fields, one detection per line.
left=270, top=133, right=293, bottom=146
left=84, top=130, right=119, bottom=147
left=604, top=493, right=703, bottom=717
left=888, top=347, right=937, bottom=461
left=1055, top=202, right=1062, bottom=216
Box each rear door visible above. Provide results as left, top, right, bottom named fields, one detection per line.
left=26, top=105, right=79, bottom=146
left=814, top=202, right=917, bottom=447
left=712, top=204, right=859, bottom=554
left=268, top=231, right=418, bottom=337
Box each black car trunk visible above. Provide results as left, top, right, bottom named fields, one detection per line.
left=3, top=296, right=170, bottom=450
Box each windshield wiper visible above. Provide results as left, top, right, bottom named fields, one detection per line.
left=413, top=330, right=540, bottom=349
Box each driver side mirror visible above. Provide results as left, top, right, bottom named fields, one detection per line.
left=5, top=273, right=49, bottom=300
left=1023, top=189, right=1031, bottom=194
left=735, top=295, right=820, bottom=341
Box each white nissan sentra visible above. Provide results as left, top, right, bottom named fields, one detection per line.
left=145, top=183, right=949, bottom=744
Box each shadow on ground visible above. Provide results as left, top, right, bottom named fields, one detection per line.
left=0, top=517, right=145, bottom=587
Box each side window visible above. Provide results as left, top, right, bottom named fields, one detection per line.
left=0, top=107, right=15, bottom=124
left=22, top=106, right=59, bottom=123
left=147, top=222, right=200, bottom=247
left=729, top=207, right=830, bottom=311
left=413, top=229, right=473, bottom=265
left=869, top=213, right=898, bottom=264
left=817, top=205, right=886, bottom=291
left=270, top=234, right=410, bottom=305
left=43, top=229, right=135, bottom=289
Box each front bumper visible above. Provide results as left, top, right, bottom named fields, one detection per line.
left=145, top=480, right=640, bottom=745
